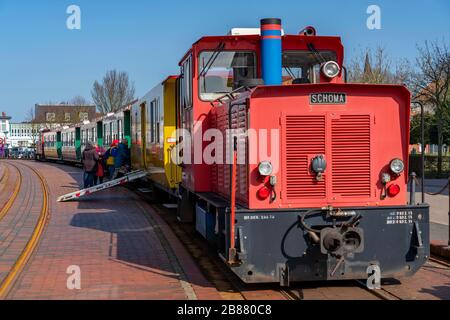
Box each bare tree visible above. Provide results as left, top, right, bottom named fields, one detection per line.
left=24, top=107, right=41, bottom=147
left=91, top=70, right=135, bottom=114
left=348, top=46, right=412, bottom=85
left=69, top=96, right=91, bottom=106
left=410, top=40, right=450, bottom=176
left=25, top=107, right=35, bottom=123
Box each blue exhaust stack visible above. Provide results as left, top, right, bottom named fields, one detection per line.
left=260, top=18, right=282, bottom=85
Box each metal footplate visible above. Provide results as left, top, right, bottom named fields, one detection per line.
left=57, top=170, right=147, bottom=202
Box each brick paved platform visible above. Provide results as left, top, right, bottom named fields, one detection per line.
left=5, top=161, right=221, bottom=300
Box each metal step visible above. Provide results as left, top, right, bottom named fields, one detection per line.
left=162, top=204, right=178, bottom=209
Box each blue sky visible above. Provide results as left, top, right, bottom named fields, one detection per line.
left=0, top=0, right=449, bottom=122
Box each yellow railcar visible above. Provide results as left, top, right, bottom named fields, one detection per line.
left=131, top=76, right=181, bottom=190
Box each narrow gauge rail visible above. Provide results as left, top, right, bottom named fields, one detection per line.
left=0, top=161, right=50, bottom=298
left=0, top=164, right=10, bottom=193
left=0, top=163, right=22, bottom=221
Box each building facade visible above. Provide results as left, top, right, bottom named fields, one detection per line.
left=34, top=104, right=97, bottom=125
left=0, top=112, right=12, bottom=148
left=8, top=123, right=38, bottom=148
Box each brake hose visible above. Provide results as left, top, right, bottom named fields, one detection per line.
left=299, top=210, right=323, bottom=233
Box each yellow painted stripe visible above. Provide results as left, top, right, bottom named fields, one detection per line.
left=0, top=162, right=50, bottom=298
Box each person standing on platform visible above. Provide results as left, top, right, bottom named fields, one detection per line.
left=104, top=140, right=119, bottom=180
left=112, top=139, right=130, bottom=180
left=81, top=142, right=99, bottom=189
left=94, top=144, right=105, bottom=185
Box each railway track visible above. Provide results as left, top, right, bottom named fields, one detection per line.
left=0, top=163, right=23, bottom=222
left=0, top=164, right=10, bottom=193
left=0, top=161, right=50, bottom=298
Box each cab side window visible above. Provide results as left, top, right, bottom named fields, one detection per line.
left=179, top=55, right=193, bottom=109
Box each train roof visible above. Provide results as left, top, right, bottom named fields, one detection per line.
left=179, top=34, right=343, bottom=65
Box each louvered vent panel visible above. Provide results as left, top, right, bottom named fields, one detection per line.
left=285, top=116, right=326, bottom=199
left=332, top=115, right=371, bottom=197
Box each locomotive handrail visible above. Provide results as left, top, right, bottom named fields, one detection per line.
left=412, top=101, right=425, bottom=204
left=209, top=86, right=246, bottom=107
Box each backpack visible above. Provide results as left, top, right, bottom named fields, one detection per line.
left=111, top=147, right=118, bottom=157
left=106, top=147, right=117, bottom=166
left=106, top=155, right=115, bottom=166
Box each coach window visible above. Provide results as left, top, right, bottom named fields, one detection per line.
left=156, top=98, right=161, bottom=144
left=134, top=112, right=138, bottom=143
left=282, top=50, right=337, bottom=84
left=179, top=55, right=193, bottom=109
left=118, top=120, right=123, bottom=140
left=149, top=100, right=155, bottom=143
left=198, top=51, right=256, bottom=101
left=103, top=124, right=108, bottom=145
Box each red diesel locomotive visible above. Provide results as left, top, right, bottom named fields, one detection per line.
left=175, top=18, right=429, bottom=285
left=36, top=18, right=430, bottom=286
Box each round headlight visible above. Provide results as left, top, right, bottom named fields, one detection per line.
left=258, top=161, right=273, bottom=176
left=390, top=159, right=405, bottom=175
left=321, top=61, right=340, bottom=79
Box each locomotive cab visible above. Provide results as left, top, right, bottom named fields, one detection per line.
left=175, top=19, right=429, bottom=285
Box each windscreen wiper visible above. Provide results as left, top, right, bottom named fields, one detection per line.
left=199, top=42, right=226, bottom=78
left=284, top=66, right=296, bottom=79
left=307, top=43, right=327, bottom=64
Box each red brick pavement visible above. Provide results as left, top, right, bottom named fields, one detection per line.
left=382, top=260, right=450, bottom=300
left=7, top=161, right=221, bottom=300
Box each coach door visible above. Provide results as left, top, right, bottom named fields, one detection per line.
left=75, top=127, right=81, bottom=161
left=56, top=132, right=62, bottom=159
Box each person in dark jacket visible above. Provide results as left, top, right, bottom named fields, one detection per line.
left=82, top=142, right=99, bottom=188
left=112, top=139, right=130, bottom=179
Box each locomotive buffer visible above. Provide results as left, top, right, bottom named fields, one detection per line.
left=57, top=170, right=147, bottom=202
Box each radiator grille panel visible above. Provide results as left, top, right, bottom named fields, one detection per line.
left=332, top=115, right=371, bottom=197
left=285, top=116, right=326, bottom=199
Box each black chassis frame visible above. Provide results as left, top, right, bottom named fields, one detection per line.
left=194, top=193, right=430, bottom=285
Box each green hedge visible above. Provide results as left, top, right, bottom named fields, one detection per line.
left=409, top=155, right=450, bottom=178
